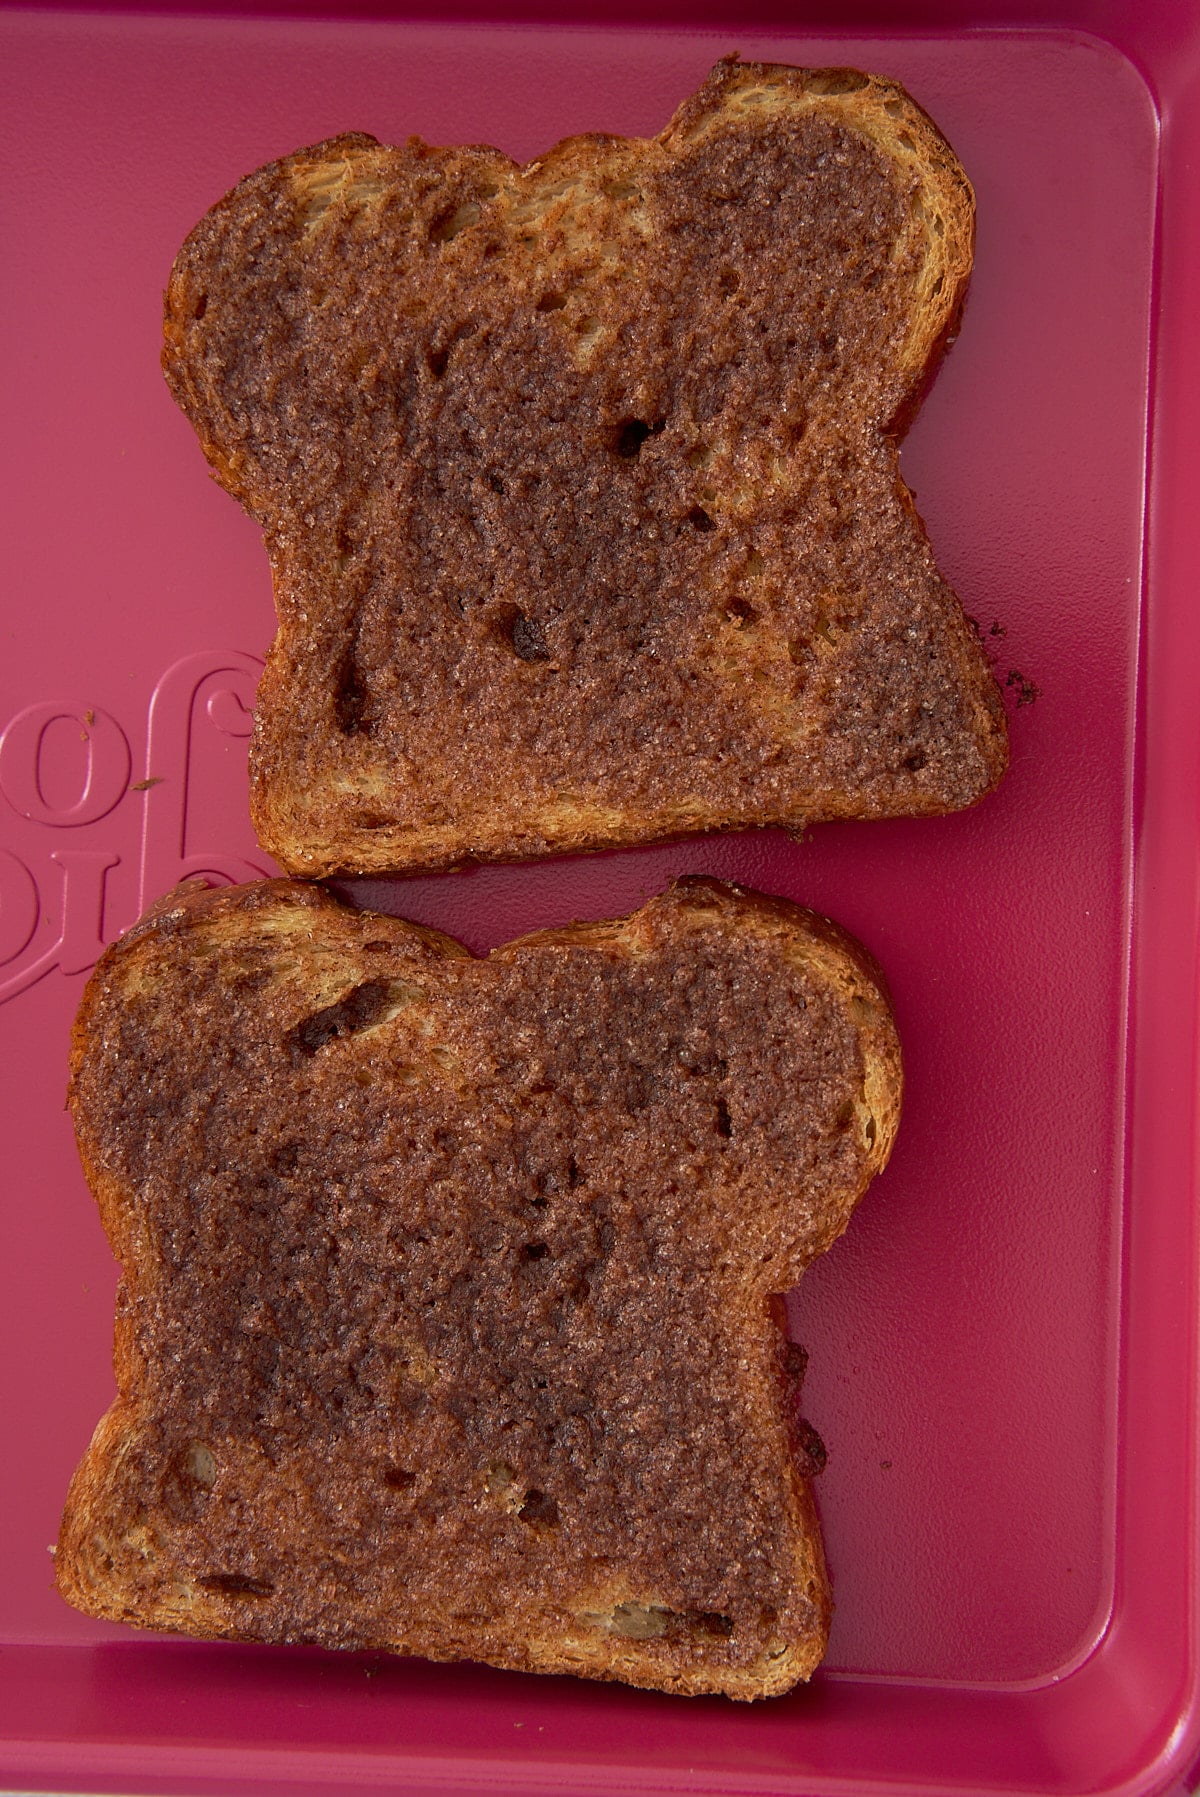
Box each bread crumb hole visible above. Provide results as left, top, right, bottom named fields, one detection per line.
left=580, top=1602, right=733, bottom=1640
left=431, top=200, right=481, bottom=243
left=614, top=419, right=664, bottom=459
left=382, top=1464, right=415, bottom=1490
left=728, top=598, right=755, bottom=627
left=805, top=68, right=869, bottom=95
left=600, top=1602, right=671, bottom=1639
left=718, top=269, right=740, bottom=295
left=512, top=615, right=549, bottom=660
left=199, top=1572, right=274, bottom=1598
left=897, top=131, right=916, bottom=153
left=536, top=291, right=567, bottom=312
left=485, top=1461, right=517, bottom=1498
left=290, top=978, right=422, bottom=1054
left=687, top=506, right=716, bottom=532
left=187, top=1442, right=217, bottom=1487
left=491, top=604, right=550, bottom=661
left=518, top=1488, right=558, bottom=1527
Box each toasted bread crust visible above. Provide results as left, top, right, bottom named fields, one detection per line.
left=59, top=876, right=901, bottom=1697
left=163, top=59, right=1006, bottom=876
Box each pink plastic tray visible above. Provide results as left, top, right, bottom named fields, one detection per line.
left=3, top=2, right=1198, bottom=1792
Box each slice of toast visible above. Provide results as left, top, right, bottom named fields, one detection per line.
left=58, top=876, right=901, bottom=1698
left=163, top=57, right=1007, bottom=877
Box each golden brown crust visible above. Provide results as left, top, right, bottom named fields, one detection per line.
left=163, top=58, right=1006, bottom=877
left=59, top=876, right=901, bottom=1698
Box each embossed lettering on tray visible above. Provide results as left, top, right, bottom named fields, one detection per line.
left=0, top=651, right=269, bottom=1003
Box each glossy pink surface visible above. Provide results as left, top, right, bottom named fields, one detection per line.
left=2, top=4, right=1198, bottom=1793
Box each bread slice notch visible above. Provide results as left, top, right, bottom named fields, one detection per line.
left=163, top=57, right=1007, bottom=877
left=59, top=875, right=901, bottom=1699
